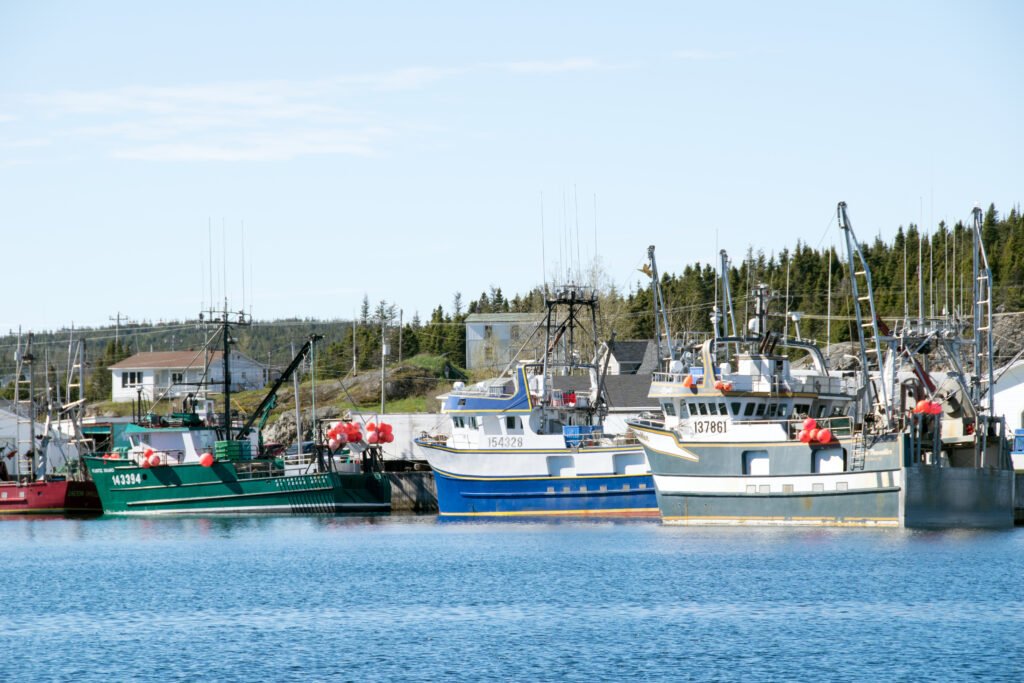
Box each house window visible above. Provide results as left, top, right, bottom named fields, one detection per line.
left=171, top=372, right=183, bottom=384
left=121, top=371, right=142, bottom=387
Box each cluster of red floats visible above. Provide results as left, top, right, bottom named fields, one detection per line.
left=325, top=421, right=394, bottom=452
left=796, top=417, right=833, bottom=445
left=912, top=399, right=943, bottom=415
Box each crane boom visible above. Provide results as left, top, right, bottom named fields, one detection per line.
left=235, top=334, right=323, bottom=442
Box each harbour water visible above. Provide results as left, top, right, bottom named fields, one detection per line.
left=2, top=516, right=1023, bottom=681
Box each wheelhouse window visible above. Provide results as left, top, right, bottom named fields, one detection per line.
left=731, top=402, right=741, bottom=415
left=755, top=403, right=766, bottom=417
left=505, top=416, right=519, bottom=430
left=744, top=403, right=755, bottom=417
left=663, top=402, right=676, bottom=417
left=697, top=402, right=709, bottom=415
left=718, top=403, right=728, bottom=415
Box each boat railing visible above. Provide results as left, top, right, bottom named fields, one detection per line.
left=416, top=432, right=450, bottom=446
left=651, top=372, right=850, bottom=395
left=565, top=429, right=641, bottom=448
left=449, top=385, right=517, bottom=399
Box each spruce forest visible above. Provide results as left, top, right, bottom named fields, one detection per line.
left=2, top=203, right=1021, bottom=401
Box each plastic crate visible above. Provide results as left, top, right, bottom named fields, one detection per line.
left=214, top=440, right=252, bottom=461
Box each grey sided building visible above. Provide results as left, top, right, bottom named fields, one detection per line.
left=464, top=312, right=547, bottom=371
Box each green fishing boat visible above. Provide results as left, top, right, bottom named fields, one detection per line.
left=84, top=314, right=391, bottom=515
left=83, top=448, right=390, bottom=515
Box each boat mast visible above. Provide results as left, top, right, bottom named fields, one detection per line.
left=207, top=300, right=251, bottom=441
left=26, top=334, right=36, bottom=480
left=971, top=206, right=994, bottom=418
left=838, top=201, right=893, bottom=429
left=646, top=246, right=675, bottom=363
left=223, top=304, right=232, bottom=440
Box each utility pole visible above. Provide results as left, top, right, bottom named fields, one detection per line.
left=380, top=320, right=388, bottom=416
left=108, top=312, right=132, bottom=346
left=398, top=309, right=403, bottom=364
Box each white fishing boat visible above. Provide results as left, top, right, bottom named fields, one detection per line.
left=630, top=204, right=1014, bottom=527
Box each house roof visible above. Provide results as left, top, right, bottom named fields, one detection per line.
left=465, top=313, right=546, bottom=324
left=606, top=339, right=659, bottom=374
left=109, top=351, right=227, bottom=370
left=552, top=373, right=658, bottom=410
left=607, top=340, right=650, bottom=363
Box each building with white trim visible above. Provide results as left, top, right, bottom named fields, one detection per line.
left=108, top=350, right=269, bottom=403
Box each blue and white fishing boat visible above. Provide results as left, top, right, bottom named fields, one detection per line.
left=416, top=284, right=657, bottom=517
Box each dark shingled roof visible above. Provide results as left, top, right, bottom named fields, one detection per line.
left=552, top=373, right=658, bottom=410
left=606, top=339, right=658, bottom=374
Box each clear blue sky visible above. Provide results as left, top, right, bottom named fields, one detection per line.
left=1, top=1, right=1020, bottom=332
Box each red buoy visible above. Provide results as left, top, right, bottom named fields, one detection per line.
left=199, top=452, right=215, bottom=467
left=798, top=429, right=811, bottom=443
left=802, top=417, right=816, bottom=431
left=817, top=428, right=833, bottom=443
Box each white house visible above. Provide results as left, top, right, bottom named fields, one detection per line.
left=108, top=350, right=269, bottom=403
left=993, top=360, right=1024, bottom=434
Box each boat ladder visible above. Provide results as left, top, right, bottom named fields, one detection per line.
left=850, top=440, right=867, bottom=471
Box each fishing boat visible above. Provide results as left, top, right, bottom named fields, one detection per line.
left=416, top=284, right=657, bottom=517
left=84, top=312, right=390, bottom=515
left=0, top=334, right=100, bottom=514
left=629, top=204, right=1014, bottom=528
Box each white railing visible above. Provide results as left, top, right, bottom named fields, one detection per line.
left=652, top=372, right=851, bottom=396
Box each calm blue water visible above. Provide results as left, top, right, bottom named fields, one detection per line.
left=2, top=516, right=1023, bottom=682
